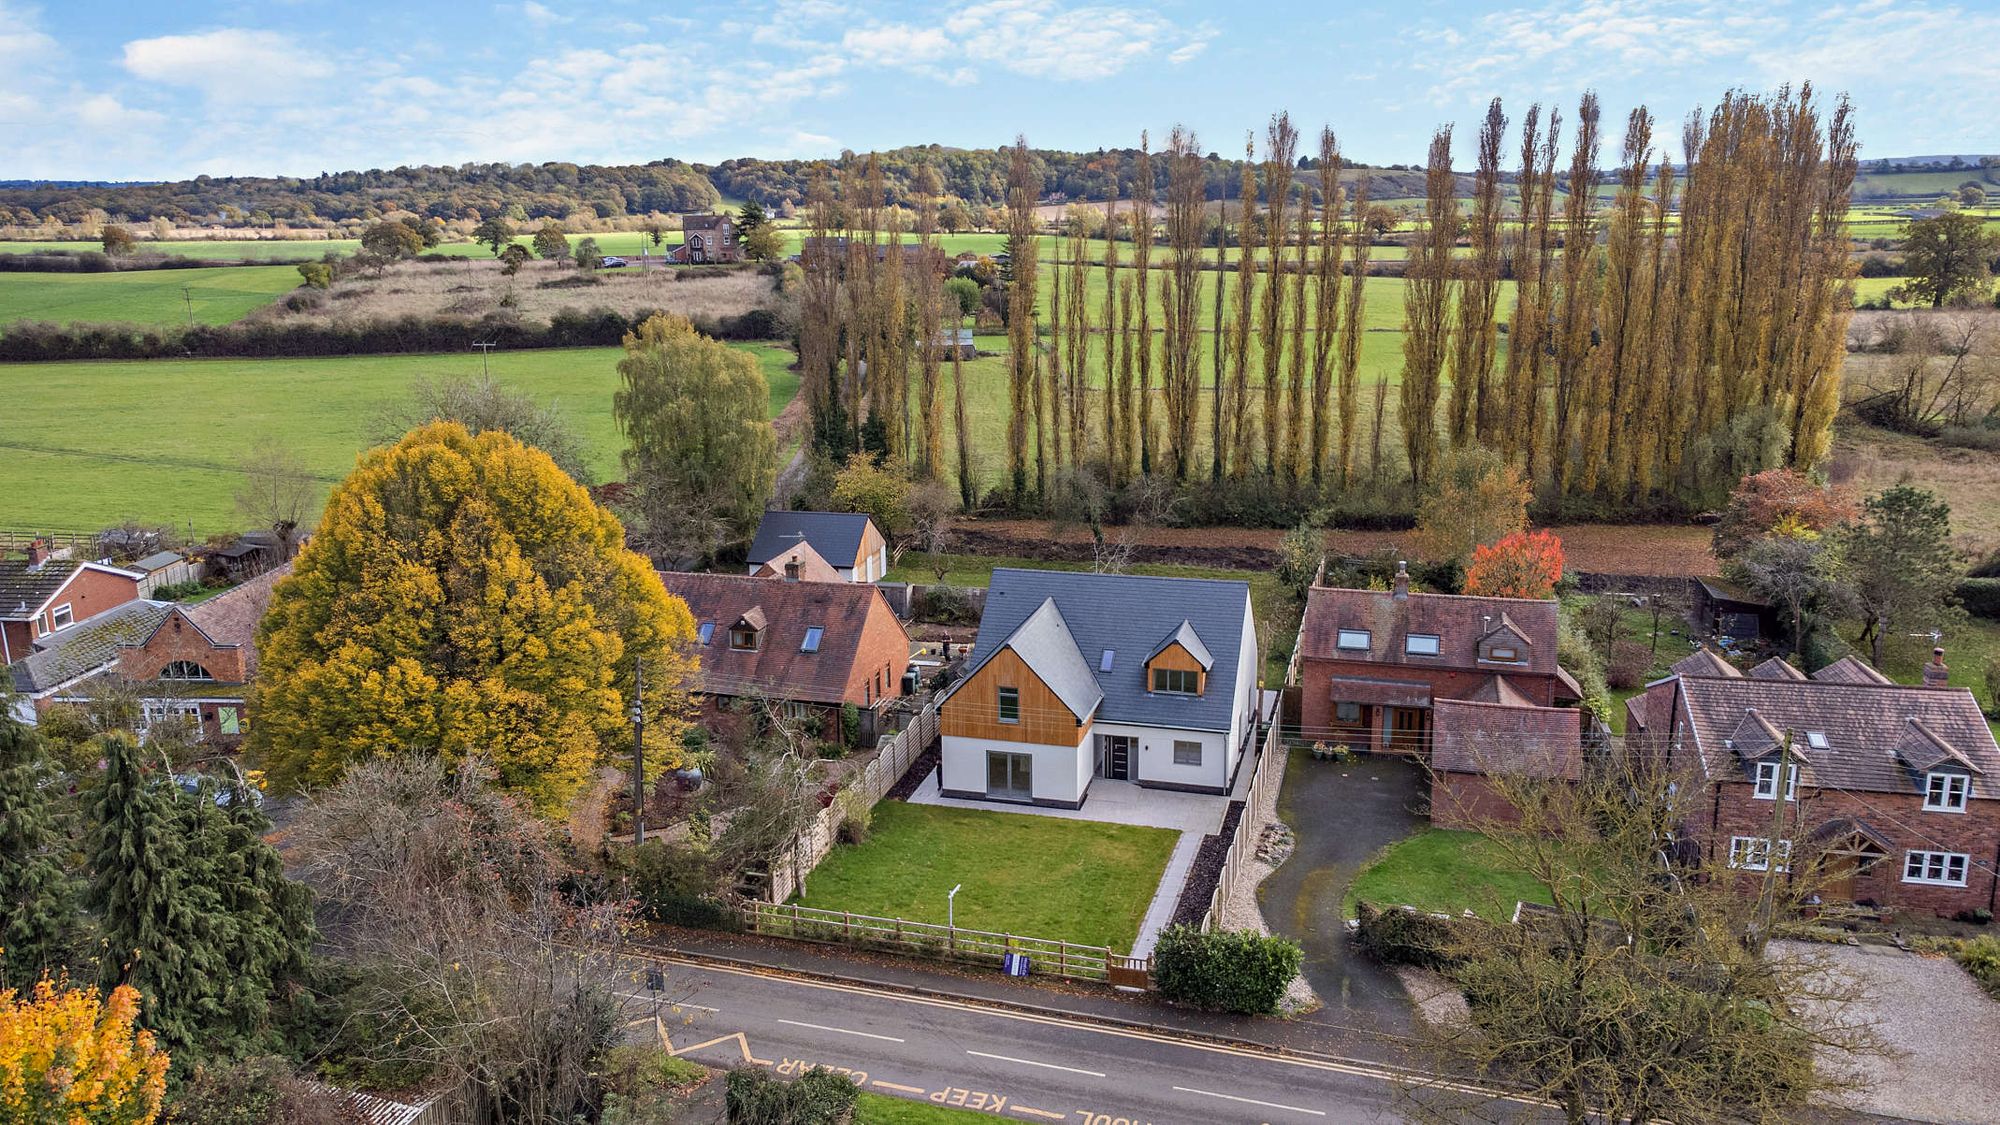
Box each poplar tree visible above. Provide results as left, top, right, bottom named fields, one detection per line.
left=801, top=166, right=844, bottom=454
left=874, top=185, right=908, bottom=462
left=1338, top=176, right=1372, bottom=487
left=1101, top=181, right=1124, bottom=485
left=1400, top=126, right=1457, bottom=489
left=1548, top=93, right=1603, bottom=496
left=1160, top=126, right=1206, bottom=480
left=1450, top=99, right=1506, bottom=447
left=0, top=714, right=74, bottom=990
left=1285, top=187, right=1312, bottom=483
left=1131, top=135, right=1156, bottom=476
left=1229, top=136, right=1258, bottom=478
left=1210, top=187, right=1230, bottom=481
left=1005, top=137, right=1039, bottom=502
left=1502, top=105, right=1561, bottom=477
left=1259, top=113, right=1299, bottom=477
left=1592, top=108, right=1659, bottom=498
left=1047, top=215, right=1068, bottom=471
left=1308, top=129, right=1345, bottom=486
left=913, top=164, right=946, bottom=478
left=1064, top=209, right=1092, bottom=465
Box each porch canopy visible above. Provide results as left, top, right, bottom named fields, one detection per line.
left=1328, top=676, right=1433, bottom=709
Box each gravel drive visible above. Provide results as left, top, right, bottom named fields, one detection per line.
left=1780, top=938, right=2000, bottom=1124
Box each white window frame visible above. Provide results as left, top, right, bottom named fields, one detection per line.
left=1336, top=629, right=1371, bottom=651
left=1752, top=761, right=1799, bottom=801
left=800, top=626, right=824, bottom=654
left=1728, top=836, right=1791, bottom=872
left=1405, top=633, right=1441, bottom=656
left=1902, top=850, right=1969, bottom=886
left=1173, top=740, right=1203, bottom=767
left=996, top=686, right=1020, bottom=724
left=1924, top=771, right=1969, bottom=813
left=140, top=699, right=202, bottom=737
left=49, top=602, right=74, bottom=631
left=1805, top=730, right=1829, bottom=750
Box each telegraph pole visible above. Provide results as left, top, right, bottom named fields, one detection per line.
left=629, top=659, right=646, bottom=845
left=473, top=340, right=496, bottom=377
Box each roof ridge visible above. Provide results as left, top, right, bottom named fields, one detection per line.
left=993, top=566, right=1249, bottom=590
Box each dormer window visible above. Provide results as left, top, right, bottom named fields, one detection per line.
left=729, top=627, right=759, bottom=651
left=1337, top=629, right=1371, bottom=651
left=1151, top=668, right=1200, bottom=695
left=1753, top=760, right=1800, bottom=801
left=801, top=627, right=824, bottom=654
left=730, top=607, right=767, bottom=651
left=1925, top=772, right=1969, bottom=812
left=1405, top=633, right=1441, bottom=656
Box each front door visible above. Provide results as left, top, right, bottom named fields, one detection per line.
left=1098, top=735, right=1135, bottom=781
left=987, top=751, right=1033, bottom=802
left=1387, top=707, right=1430, bottom=754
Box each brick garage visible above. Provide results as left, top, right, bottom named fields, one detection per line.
left=1429, top=698, right=1582, bottom=828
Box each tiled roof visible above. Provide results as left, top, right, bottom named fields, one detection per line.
left=1672, top=676, right=2000, bottom=798
left=11, top=600, right=172, bottom=694
left=1749, top=657, right=1807, bottom=681
left=751, top=541, right=842, bottom=583
left=179, top=565, right=289, bottom=678
left=1301, top=586, right=1561, bottom=677
left=989, top=598, right=1104, bottom=721
left=657, top=570, right=901, bottom=705
left=1811, top=655, right=1894, bottom=685
left=1433, top=698, right=1582, bottom=780
left=1670, top=647, right=1740, bottom=679
left=0, top=558, right=82, bottom=619
left=954, top=569, right=1253, bottom=734
left=746, top=511, right=876, bottom=569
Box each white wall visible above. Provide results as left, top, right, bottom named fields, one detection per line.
left=940, top=733, right=1090, bottom=805
left=1093, top=720, right=1229, bottom=791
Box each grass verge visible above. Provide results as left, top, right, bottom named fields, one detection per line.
left=1344, top=828, right=1552, bottom=922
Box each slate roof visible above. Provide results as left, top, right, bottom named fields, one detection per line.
left=10, top=600, right=172, bottom=694
left=1301, top=586, right=1562, bottom=677
left=1149, top=619, right=1213, bottom=670
left=0, top=558, right=83, bottom=619
left=657, top=571, right=901, bottom=705
left=1670, top=676, right=2000, bottom=798
left=991, top=598, right=1104, bottom=721
left=952, top=569, right=1252, bottom=733
left=746, top=511, right=877, bottom=570
left=1811, top=655, right=1894, bottom=685
left=133, top=550, right=185, bottom=573
left=1433, top=698, right=1582, bottom=779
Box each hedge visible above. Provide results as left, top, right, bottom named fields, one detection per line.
left=1353, top=900, right=1469, bottom=970
left=1150, top=925, right=1302, bottom=1015
left=1958, top=578, right=2000, bottom=621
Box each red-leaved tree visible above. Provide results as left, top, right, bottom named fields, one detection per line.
left=1464, top=530, right=1565, bottom=600
left=1710, top=469, right=1856, bottom=560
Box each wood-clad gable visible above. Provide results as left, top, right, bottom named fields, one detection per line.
left=1145, top=641, right=1208, bottom=695
left=941, top=646, right=1089, bottom=746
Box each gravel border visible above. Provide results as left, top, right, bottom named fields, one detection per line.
left=1218, top=746, right=1321, bottom=1014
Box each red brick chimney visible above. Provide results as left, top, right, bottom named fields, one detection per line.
left=25, top=538, right=50, bottom=567
left=1922, top=647, right=1950, bottom=688
left=783, top=558, right=802, bottom=582
left=1392, top=560, right=1410, bottom=600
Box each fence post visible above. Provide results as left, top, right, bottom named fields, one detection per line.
left=1058, top=941, right=1069, bottom=979
left=843, top=910, right=852, bottom=942
left=791, top=902, right=801, bottom=937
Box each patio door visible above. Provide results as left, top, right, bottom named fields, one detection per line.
left=1098, top=734, right=1134, bottom=781
left=987, top=751, right=1033, bottom=802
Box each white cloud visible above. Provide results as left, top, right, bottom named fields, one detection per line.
left=518, top=1, right=569, bottom=28
left=76, top=93, right=167, bottom=131
left=122, top=28, right=335, bottom=103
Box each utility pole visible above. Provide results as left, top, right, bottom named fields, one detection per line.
left=473, top=340, right=496, bottom=378
left=629, top=659, right=646, bottom=846
left=1749, top=732, right=1795, bottom=954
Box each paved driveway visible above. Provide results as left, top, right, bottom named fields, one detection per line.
left=1258, top=748, right=1428, bottom=1035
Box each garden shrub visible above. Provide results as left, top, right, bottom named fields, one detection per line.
left=725, top=1066, right=857, bottom=1124
left=625, top=839, right=734, bottom=930
left=1605, top=640, right=1654, bottom=690
left=1353, top=901, right=1467, bottom=971
left=1956, top=577, right=2000, bottom=620
left=1151, top=926, right=1303, bottom=1015
left=1555, top=611, right=1613, bottom=722
left=834, top=787, right=873, bottom=845
left=600, top=1044, right=707, bottom=1125
left=1952, top=935, right=2000, bottom=1000
left=913, top=585, right=980, bottom=625
left=840, top=703, right=861, bottom=747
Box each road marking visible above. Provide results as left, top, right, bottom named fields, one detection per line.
left=656, top=1019, right=771, bottom=1067
left=871, top=1080, right=926, bottom=1095
left=777, top=1018, right=905, bottom=1043
left=1010, top=1105, right=1067, bottom=1121
left=1172, top=1085, right=1326, bottom=1117
left=966, top=1050, right=1106, bottom=1078
left=614, top=991, right=717, bottom=1012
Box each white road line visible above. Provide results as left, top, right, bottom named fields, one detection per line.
left=966, top=1050, right=1107, bottom=1078
left=613, top=992, right=717, bottom=1012
left=1172, top=1085, right=1327, bottom=1117
left=777, top=1018, right=906, bottom=1043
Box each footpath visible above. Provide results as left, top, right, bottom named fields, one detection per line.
left=634, top=925, right=1421, bottom=1069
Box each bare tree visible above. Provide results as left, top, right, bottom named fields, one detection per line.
left=906, top=480, right=959, bottom=582
left=374, top=373, right=593, bottom=483
left=235, top=438, right=321, bottom=559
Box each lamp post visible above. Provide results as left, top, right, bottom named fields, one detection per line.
left=629, top=660, right=646, bottom=846
left=948, top=883, right=962, bottom=929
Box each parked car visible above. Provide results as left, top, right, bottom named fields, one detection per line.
left=601, top=256, right=627, bottom=268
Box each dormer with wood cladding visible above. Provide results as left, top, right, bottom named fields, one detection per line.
left=1145, top=619, right=1213, bottom=697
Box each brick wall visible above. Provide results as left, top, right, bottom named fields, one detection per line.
left=843, top=595, right=912, bottom=708
left=118, top=610, right=249, bottom=682
left=1431, top=771, right=1534, bottom=828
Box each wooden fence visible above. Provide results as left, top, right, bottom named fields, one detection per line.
left=761, top=697, right=940, bottom=904
left=1202, top=715, right=1283, bottom=931
left=741, top=900, right=1122, bottom=983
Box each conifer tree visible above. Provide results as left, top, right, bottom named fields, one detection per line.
left=1259, top=113, right=1299, bottom=477
left=1401, top=126, right=1457, bottom=488
left=0, top=713, right=74, bottom=990
left=1308, top=129, right=1345, bottom=486
left=210, top=779, right=314, bottom=1046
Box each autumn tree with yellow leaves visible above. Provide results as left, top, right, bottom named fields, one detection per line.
left=0, top=979, right=169, bottom=1125
left=249, top=422, right=698, bottom=814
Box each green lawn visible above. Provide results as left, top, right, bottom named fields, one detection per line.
left=1345, top=828, right=1553, bottom=922
left=856, top=1092, right=1006, bottom=1124
left=793, top=801, right=1175, bottom=951
left=0, top=342, right=797, bottom=533
left=0, top=265, right=306, bottom=327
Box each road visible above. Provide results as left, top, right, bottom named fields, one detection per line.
left=610, top=955, right=1535, bottom=1124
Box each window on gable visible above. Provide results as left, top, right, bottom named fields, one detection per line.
left=1728, top=836, right=1791, bottom=872
left=801, top=627, right=824, bottom=654
left=1337, top=629, right=1371, bottom=651
left=1405, top=633, right=1441, bottom=656
left=1903, top=850, right=1969, bottom=886
left=1753, top=761, right=1800, bottom=801
left=50, top=603, right=73, bottom=631
left=159, top=660, right=213, bottom=681
left=997, top=686, right=1020, bottom=724
left=1151, top=668, right=1200, bottom=695
left=1925, top=772, right=1970, bottom=812
left=698, top=622, right=715, bottom=645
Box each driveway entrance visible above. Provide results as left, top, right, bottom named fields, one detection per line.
left=1258, top=747, right=1428, bottom=1035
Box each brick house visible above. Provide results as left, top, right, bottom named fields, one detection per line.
left=656, top=570, right=911, bottom=744
left=8, top=600, right=172, bottom=724
left=108, top=565, right=289, bottom=743
left=745, top=511, right=889, bottom=583
left=667, top=213, right=741, bottom=264
left=1295, top=563, right=1583, bottom=755
left=1626, top=649, right=2000, bottom=917
left=1, top=542, right=143, bottom=665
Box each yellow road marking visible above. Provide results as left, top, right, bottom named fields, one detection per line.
left=657, top=1016, right=772, bottom=1067
left=1010, top=1105, right=1068, bottom=1120
left=872, top=1080, right=927, bottom=1095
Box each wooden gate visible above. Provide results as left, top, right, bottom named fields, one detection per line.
left=1106, top=953, right=1152, bottom=990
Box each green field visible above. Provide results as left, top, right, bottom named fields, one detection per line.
left=0, top=342, right=797, bottom=532
left=0, top=239, right=367, bottom=260
left=793, top=801, right=1176, bottom=950
left=0, top=265, right=306, bottom=327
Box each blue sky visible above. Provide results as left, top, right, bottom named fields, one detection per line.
left=1, top=0, right=1992, bottom=181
